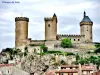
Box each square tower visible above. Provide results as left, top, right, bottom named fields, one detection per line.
left=44, top=13, right=57, bottom=41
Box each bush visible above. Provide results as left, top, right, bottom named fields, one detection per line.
left=67, top=52, right=75, bottom=55
left=47, top=51, right=62, bottom=54
left=94, top=48, right=100, bottom=53
left=61, top=38, right=72, bottom=48
left=40, top=45, right=48, bottom=52
left=95, top=43, right=100, bottom=48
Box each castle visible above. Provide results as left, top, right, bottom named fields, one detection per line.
left=15, top=11, right=93, bottom=49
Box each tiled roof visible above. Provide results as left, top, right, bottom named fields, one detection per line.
left=0, top=64, right=13, bottom=67
left=56, top=69, right=78, bottom=73
left=45, top=69, right=55, bottom=75
left=81, top=16, right=92, bottom=22
left=82, top=65, right=94, bottom=71
left=61, top=65, right=78, bottom=68
left=81, top=11, right=92, bottom=22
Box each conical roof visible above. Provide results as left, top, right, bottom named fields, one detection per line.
left=81, top=11, right=92, bottom=22
left=53, top=13, right=57, bottom=17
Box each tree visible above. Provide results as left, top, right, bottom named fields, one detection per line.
left=24, top=47, right=28, bottom=56
left=89, top=56, right=98, bottom=64
left=61, top=38, right=72, bottom=48
left=76, top=53, right=80, bottom=61
left=94, top=48, right=100, bottom=53
left=79, top=58, right=89, bottom=65
left=95, top=43, right=100, bottom=48
left=2, top=48, right=13, bottom=55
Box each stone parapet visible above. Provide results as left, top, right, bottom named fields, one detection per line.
left=57, top=34, right=85, bottom=38
left=44, top=17, right=53, bottom=21
left=15, top=17, right=29, bottom=22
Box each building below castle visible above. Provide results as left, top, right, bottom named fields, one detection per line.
left=15, top=11, right=93, bottom=49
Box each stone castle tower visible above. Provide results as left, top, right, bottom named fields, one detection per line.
left=80, top=11, right=93, bottom=42
left=15, top=17, right=29, bottom=47
left=44, top=13, right=57, bottom=40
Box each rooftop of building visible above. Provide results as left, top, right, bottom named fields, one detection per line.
left=81, top=65, right=94, bottom=71
left=56, top=69, right=78, bottom=73
left=81, top=11, right=92, bottom=22
left=61, top=65, right=78, bottom=68
left=0, top=64, right=13, bottom=67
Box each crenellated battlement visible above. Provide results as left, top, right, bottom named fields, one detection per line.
left=44, top=17, right=53, bottom=21
left=57, top=34, right=85, bottom=37
left=15, top=17, right=29, bottom=22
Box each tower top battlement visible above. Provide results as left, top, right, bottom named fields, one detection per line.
left=15, top=17, right=29, bottom=22
left=44, top=17, right=53, bottom=21
left=57, top=34, right=85, bottom=37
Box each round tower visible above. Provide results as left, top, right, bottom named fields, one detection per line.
left=15, top=17, right=29, bottom=47
left=44, top=13, right=57, bottom=40
left=80, top=11, right=93, bottom=42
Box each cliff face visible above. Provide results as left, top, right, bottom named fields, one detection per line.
left=21, top=54, right=54, bottom=75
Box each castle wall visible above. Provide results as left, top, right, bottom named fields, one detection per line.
left=80, top=21, right=93, bottom=43
left=80, top=24, right=92, bottom=42
left=45, top=14, right=57, bottom=41
left=57, top=34, right=85, bottom=44
left=29, top=40, right=45, bottom=45
left=45, top=20, right=54, bottom=40
left=45, top=40, right=61, bottom=49
left=15, top=17, right=29, bottom=47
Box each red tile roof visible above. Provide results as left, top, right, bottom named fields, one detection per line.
left=45, top=70, right=55, bottom=75
left=0, top=64, right=13, bottom=67
left=82, top=65, right=94, bottom=71
left=56, top=69, right=78, bottom=73
left=61, top=65, right=78, bottom=68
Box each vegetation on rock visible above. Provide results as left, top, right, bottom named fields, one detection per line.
left=40, top=50, right=75, bottom=56
left=40, top=44, right=48, bottom=52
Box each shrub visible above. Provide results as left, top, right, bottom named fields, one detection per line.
left=94, top=48, right=100, bottom=53
left=95, top=43, right=100, bottom=48
left=61, top=38, right=72, bottom=48
left=40, top=45, right=48, bottom=52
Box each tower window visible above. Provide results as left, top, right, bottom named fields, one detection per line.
left=48, top=24, right=50, bottom=27
left=87, top=27, right=88, bottom=31
left=78, top=39, right=80, bottom=41
left=74, top=39, right=75, bottom=41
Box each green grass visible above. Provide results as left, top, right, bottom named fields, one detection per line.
left=40, top=50, right=75, bottom=56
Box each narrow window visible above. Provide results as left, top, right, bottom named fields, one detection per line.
left=78, top=39, right=80, bottom=41
left=48, top=24, right=50, bottom=27
left=74, top=39, right=75, bottom=41
left=87, top=27, right=88, bottom=31
left=8, top=70, right=9, bottom=73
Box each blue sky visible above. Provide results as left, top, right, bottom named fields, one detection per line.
left=0, top=0, right=100, bottom=51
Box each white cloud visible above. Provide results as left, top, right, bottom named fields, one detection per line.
left=0, top=0, right=100, bottom=51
